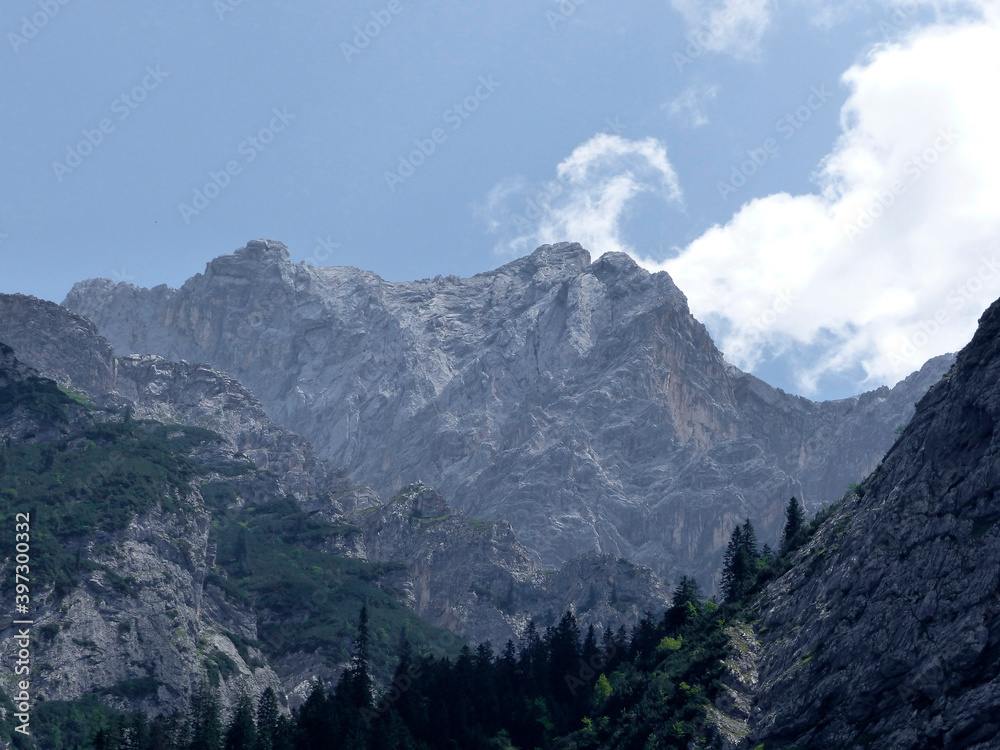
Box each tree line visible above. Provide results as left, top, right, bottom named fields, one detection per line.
left=41, top=496, right=819, bottom=750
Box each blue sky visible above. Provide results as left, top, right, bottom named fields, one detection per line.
left=2, top=0, right=997, bottom=399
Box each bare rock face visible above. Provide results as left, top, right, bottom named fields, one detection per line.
left=0, top=292, right=672, bottom=718
left=0, top=293, right=363, bottom=516
left=351, top=483, right=670, bottom=646
left=64, top=239, right=952, bottom=586
left=0, top=347, right=286, bottom=715
left=749, top=296, right=1000, bottom=749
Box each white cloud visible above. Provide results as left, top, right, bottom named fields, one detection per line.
left=649, top=13, right=1000, bottom=392
left=670, top=0, right=775, bottom=58
left=477, top=134, right=683, bottom=259
left=665, top=84, right=719, bottom=127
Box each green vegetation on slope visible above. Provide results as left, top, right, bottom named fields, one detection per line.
left=205, top=489, right=460, bottom=671
left=0, top=412, right=223, bottom=596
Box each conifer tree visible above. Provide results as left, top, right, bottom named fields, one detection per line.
left=189, top=681, right=223, bottom=750
left=224, top=693, right=256, bottom=750
left=351, top=605, right=373, bottom=712
left=671, top=576, right=701, bottom=609
left=780, top=496, right=807, bottom=556
left=721, top=519, right=762, bottom=603
left=253, top=688, right=278, bottom=750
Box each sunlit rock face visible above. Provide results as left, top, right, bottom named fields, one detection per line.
left=65, top=239, right=951, bottom=585
left=0, top=292, right=671, bottom=716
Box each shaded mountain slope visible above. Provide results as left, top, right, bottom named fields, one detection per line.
left=749, top=296, right=1000, bottom=749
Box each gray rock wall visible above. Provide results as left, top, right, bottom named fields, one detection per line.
left=63, top=240, right=952, bottom=587
left=750, top=297, right=1000, bottom=749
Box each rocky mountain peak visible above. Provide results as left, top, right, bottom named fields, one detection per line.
left=62, top=241, right=954, bottom=587
left=394, top=483, right=451, bottom=519
left=238, top=238, right=291, bottom=262
left=529, top=241, right=592, bottom=269
left=204, top=239, right=292, bottom=282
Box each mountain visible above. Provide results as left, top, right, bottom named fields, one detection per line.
left=64, top=239, right=953, bottom=586
left=0, top=294, right=670, bottom=718
left=746, top=296, right=1000, bottom=748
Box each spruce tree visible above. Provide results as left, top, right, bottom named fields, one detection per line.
left=780, top=497, right=807, bottom=556
left=224, top=694, right=257, bottom=750
left=721, top=519, right=761, bottom=603
left=351, top=605, right=373, bottom=712
left=671, top=576, right=701, bottom=609
left=721, top=523, right=746, bottom=602
left=253, top=688, right=278, bottom=750
left=189, top=681, right=223, bottom=750
left=741, top=518, right=759, bottom=559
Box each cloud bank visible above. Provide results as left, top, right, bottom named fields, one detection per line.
left=482, top=7, right=1000, bottom=395
left=656, top=14, right=1000, bottom=392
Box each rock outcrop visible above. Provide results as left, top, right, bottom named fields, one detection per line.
left=350, top=483, right=670, bottom=646
left=64, top=239, right=952, bottom=586
left=0, top=293, right=671, bottom=718
left=749, top=297, right=1000, bottom=749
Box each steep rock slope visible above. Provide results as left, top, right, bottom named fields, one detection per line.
left=0, top=344, right=289, bottom=713
left=351, top=483, right=670, bottom=646
left=749, top=297, right=1000, bottom=749
left=0, top=294, right=668, bottom=659
left=64, top=239, right=952, bottom=583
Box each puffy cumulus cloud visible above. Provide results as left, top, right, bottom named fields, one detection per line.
left=476, top=134, right=683, bottom=259
left=649, top=14, right=1000, bottom=393
left=669, top=0, right=774, bottom=59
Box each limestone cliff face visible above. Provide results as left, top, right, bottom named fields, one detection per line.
left=351, top=483, right=670, bottom=646
left=0, top=344, right=287, bottom=715
left=0, top=294, right=671, bottom=716
left=748, top=297, right=1000, bottom=749
left=64, top=240, right=951, bottom=585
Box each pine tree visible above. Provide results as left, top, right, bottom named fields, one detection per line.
left=741, top=518, right=759, bottom=559
left=780, top=497, right=807, bottom=556
left=253, top=688, right=278, bottom=750
left=271, top=715, right=296, bottom=750
left=670, top=576, right=701, bottom=609
left=224, top=693, right=257, bottom=750
left=721, top=519, right=761, bottom=603
left=548, top=611, right=581, bottom=706
left=298, top=682, right=333, bottom=750
left=189, top=682, right=223, bottom=750
left=351, top=605, right=373, bottom=712
left=721, top=523, right=746, bottom=602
